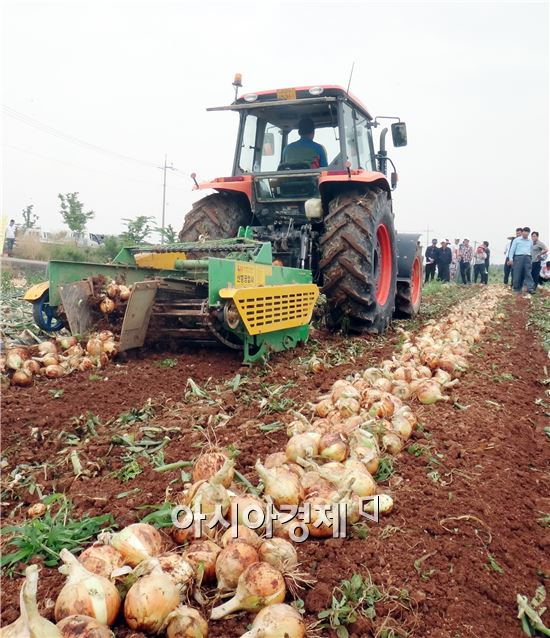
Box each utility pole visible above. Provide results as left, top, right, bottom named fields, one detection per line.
left=160, top=155, right=175, bottom=244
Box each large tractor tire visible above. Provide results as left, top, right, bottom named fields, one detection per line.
left=179, top=192, right=251, bottom=241
left=320, top=188, right=397, bottom=334
left=394, top=233, right=423, bottom=319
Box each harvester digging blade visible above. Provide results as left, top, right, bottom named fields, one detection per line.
left=60, top=279, right=94, bottom=335
left=119, top=280, right=161, bottom=352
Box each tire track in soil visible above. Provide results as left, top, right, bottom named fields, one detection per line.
left=2, top=291, right=548, bottom=636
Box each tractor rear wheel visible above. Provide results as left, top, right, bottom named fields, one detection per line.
left=320, top=188, right=397, bottom=334
left=179, top=193, right=250, bottom=241
left=394, top=243, right=423, bottom=319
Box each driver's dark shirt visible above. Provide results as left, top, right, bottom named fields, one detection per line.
left=282, top=138, right=328, bottom=168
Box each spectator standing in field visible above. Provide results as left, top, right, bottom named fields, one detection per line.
left=3, top=219, right=16, bottom=256
left=437, top=241, right=452, bottom=282
left=540, top=260, right=550, bottom=285
left=473, top=245, right=487, bottom=283
left=504, top=228, right=522, bottom=285
left=531, top=231, right=548, bottom=290
left=450, top=238, right=461, bottom=283
left=424, top=239, right=439, bottom=282
left=507, top=226, right=534, bottom=294
left=482, top=241, right=490, bottom=284
left=459, top=238, right=473, bottom=284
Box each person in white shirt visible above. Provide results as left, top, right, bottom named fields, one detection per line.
left=4, top=219, right=16, bottom=256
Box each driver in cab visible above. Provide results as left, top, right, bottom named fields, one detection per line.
left=282, top=117, right=328, bottom=169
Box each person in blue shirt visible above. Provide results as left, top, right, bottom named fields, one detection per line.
left=282, top=117, right=328, bottom=169
left=507, top=226, right=535, bottom=293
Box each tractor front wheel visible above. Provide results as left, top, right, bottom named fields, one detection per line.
left=32, top=291, right=65, bottom=332
left=320, top=188, right=397, bottom=334
left=179, top=192, right=251, bottom=241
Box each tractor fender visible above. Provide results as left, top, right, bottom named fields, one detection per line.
left=396, top=233, right=422, bottom=281
left=195, top=176, right=253, bottom=206
left=319, top=170, right=390, bottom=193
left=23, top=281, right=49, bottom=302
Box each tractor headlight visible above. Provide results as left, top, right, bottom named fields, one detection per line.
left=309, top=86, right=324, bottom=96
left=305, top=198, right=323, bottom=219
left=243, top=93, right=258, bottom=102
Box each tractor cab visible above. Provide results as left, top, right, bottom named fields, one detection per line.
left=208, top=85, right=406, bottom=228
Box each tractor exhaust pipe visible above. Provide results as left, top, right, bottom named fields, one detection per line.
left=378, top=127, right=388, bottom=175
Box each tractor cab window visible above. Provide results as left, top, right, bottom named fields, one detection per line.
left=237, top=103, right=341, bottom=174
left=342, top=103, right=360, bottom=169
left=286, top=125, right=340, bottom=168
left=355, top=113, right=374, bottom=170
left=239, top=114, right=259, bottom=172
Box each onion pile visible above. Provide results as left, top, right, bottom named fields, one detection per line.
left=95, top=279, right=132, bottom=315
left=4, top=332, right=120, bottom=387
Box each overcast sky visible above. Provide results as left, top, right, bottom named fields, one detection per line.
left=2, top=0, right=548, bottom=261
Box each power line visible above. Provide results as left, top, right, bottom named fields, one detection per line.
left=3, top=105, right=159, bottom=169
left=3, top=143, right=189, bottom=189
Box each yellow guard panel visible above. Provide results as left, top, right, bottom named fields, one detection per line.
left=220, top=283, right=319, bottom=335
left=134, top=252, right=187, bottom=269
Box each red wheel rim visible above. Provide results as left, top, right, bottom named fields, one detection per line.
left=375, top=224, right=392, bottom=305
left=411, top=256, right=421, bottom=306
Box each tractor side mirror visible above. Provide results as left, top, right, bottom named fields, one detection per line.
left=391, top=122, right=407, bottom=147
left=263, top=132, right=275, bottom=156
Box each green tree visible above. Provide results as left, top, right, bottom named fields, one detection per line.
left=58, top=192, right=95, bottom=234
left=22, top=204, right=39, bottom=230
left=156, top=223, right=178, bottom=244
left=121, top=215, right=155, bottom=244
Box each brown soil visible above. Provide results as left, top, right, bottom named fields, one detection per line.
left=1, top=291, right=549, bottom=637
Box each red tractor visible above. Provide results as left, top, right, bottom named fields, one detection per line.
left=180, top=82, right=422, bottom=333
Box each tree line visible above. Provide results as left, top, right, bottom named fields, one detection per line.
left=19, top=193, right=177, bottom=245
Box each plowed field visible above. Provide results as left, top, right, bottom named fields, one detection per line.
left=2, top=285, right=549, bottom=637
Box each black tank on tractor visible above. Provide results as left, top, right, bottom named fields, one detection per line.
left=180, top=83, right=423, bottom=333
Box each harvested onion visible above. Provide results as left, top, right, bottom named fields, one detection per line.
left=124, top=560, right=179, bottom=633
left=239, top=603, right=305, bottom=638
left=165, top=606, right=208, bottom=638
left=215, top=540, right=259, bottom=591
left=258, top=537, right=298, bottom=572
left=56, top=615, right=115, bottom=637
left=55, top=549, right=121, bottom=626
left=11, top=369, right=33, bottom=386
left=0, top=565, right=62, bottom=637
left=255, top=460, right=303, bottom=508
left=192, top=452, right=234, bottom=488
left=99, top=523, right=163, bottom=567
left=99, top=298, right=115, bottom=314
left=319, top=432, right=348, bottom=462
left=86, top=338, right=103, bottom=356
left=79, top=545, right=124, bottom=579
left=220, top=525, right=261, bottom=548
left=157, top=553, right=195, bottom=589
left=285, top=432, right=321, bottom=462
left=210, top=562, right=286, bottom=619
left=183, top=540, right=221, bottom=584
left=416, top=380, right=449, bottom=405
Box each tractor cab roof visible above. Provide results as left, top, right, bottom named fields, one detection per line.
left=208, top=85, right=373, bottom=124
